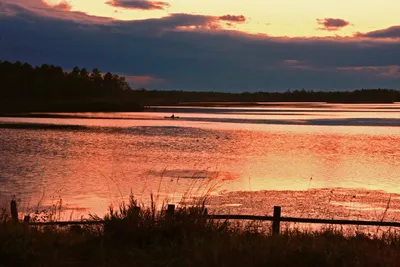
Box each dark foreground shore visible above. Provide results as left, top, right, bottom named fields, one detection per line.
left=1, top=197, right=400, bottom=267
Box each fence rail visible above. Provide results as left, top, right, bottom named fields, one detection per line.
left=9, top=201, right=400, bottom=235
left=208, top=215, right=400, bottom=227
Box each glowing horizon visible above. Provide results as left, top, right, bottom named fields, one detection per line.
left=41, top=0, right=400, bottom=37
left=2, top=0, right=399, bottom=91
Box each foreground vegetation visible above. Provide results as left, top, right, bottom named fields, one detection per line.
left=1, top=196, right=400, bottom=267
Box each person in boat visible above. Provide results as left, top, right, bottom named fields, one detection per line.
left=165, top=114, right=178, bottom=119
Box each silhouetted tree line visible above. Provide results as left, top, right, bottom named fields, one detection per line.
left=0, top=60, right=142, bottom=112
left=1, top=60, right=399, bottom=112
left=135, top=89, right=400, bottom=105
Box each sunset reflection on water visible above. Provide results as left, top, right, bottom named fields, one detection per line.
left=0, top=103, right=399, bottom=220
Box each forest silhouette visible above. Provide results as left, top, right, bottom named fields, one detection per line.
left=0, top=60, right=142, bottom=112
left=0, top=60, right=399, bottom=112
left=137, top=88, right=400, bottom=105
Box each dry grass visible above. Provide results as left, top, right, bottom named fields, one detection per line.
left=1, top=194, right=400, bottom=267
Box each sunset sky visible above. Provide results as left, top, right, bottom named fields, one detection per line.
left=1, top=0, right=399, bottom=91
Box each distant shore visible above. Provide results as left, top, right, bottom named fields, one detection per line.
left=159, top=100, right=397, bottom=107
left=1, top=61, right=399, bottom=113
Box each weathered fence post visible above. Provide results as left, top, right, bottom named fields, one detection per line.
left=272, top=206, right=281, bottom=235
left=10, top=200, right=18, bottom=224
left=167, top=204, right=175, bottom=219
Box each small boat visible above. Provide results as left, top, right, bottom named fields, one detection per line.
left=164, top=117, right=179, bottom=120
left=164, top=114, right=179, bottom=119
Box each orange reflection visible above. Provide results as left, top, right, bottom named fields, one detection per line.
left=1, top=103, right=400, bottom=219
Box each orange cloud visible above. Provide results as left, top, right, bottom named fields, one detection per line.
left=105, top=0, right=170, bottom=10
left=41, top=0, right=71, bottom=11
left=125, top=75, right=166, bottom=87
left=377, top=66, right=400, bottom=79
left=337, top=66, right=400, bottom=79
left=219, top=15, right=246, bottom=23
left=54, top=1, right=71, bottom=11
left=317, top=18, right=350, bottom=31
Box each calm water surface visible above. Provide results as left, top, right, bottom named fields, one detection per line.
left=1, top=103, right=400, bottom=221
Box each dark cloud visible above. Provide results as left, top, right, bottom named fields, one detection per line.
left=219, top=15, right=246, bottom=23
left=105, top=0, right=170, bottom=10
left=0, top=2, right=399, bottom=92
left=359, top=26, right=400, bottom=39
left=317, top=18, right=350, bottom=31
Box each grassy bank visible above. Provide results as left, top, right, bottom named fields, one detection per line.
left=1, top=196, right=400, bottom=267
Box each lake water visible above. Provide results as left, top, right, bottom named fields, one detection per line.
left=1, top=102, right=400, bottom=222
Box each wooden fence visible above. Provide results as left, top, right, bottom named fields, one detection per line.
left=9, top=201, right=400, bottom=235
